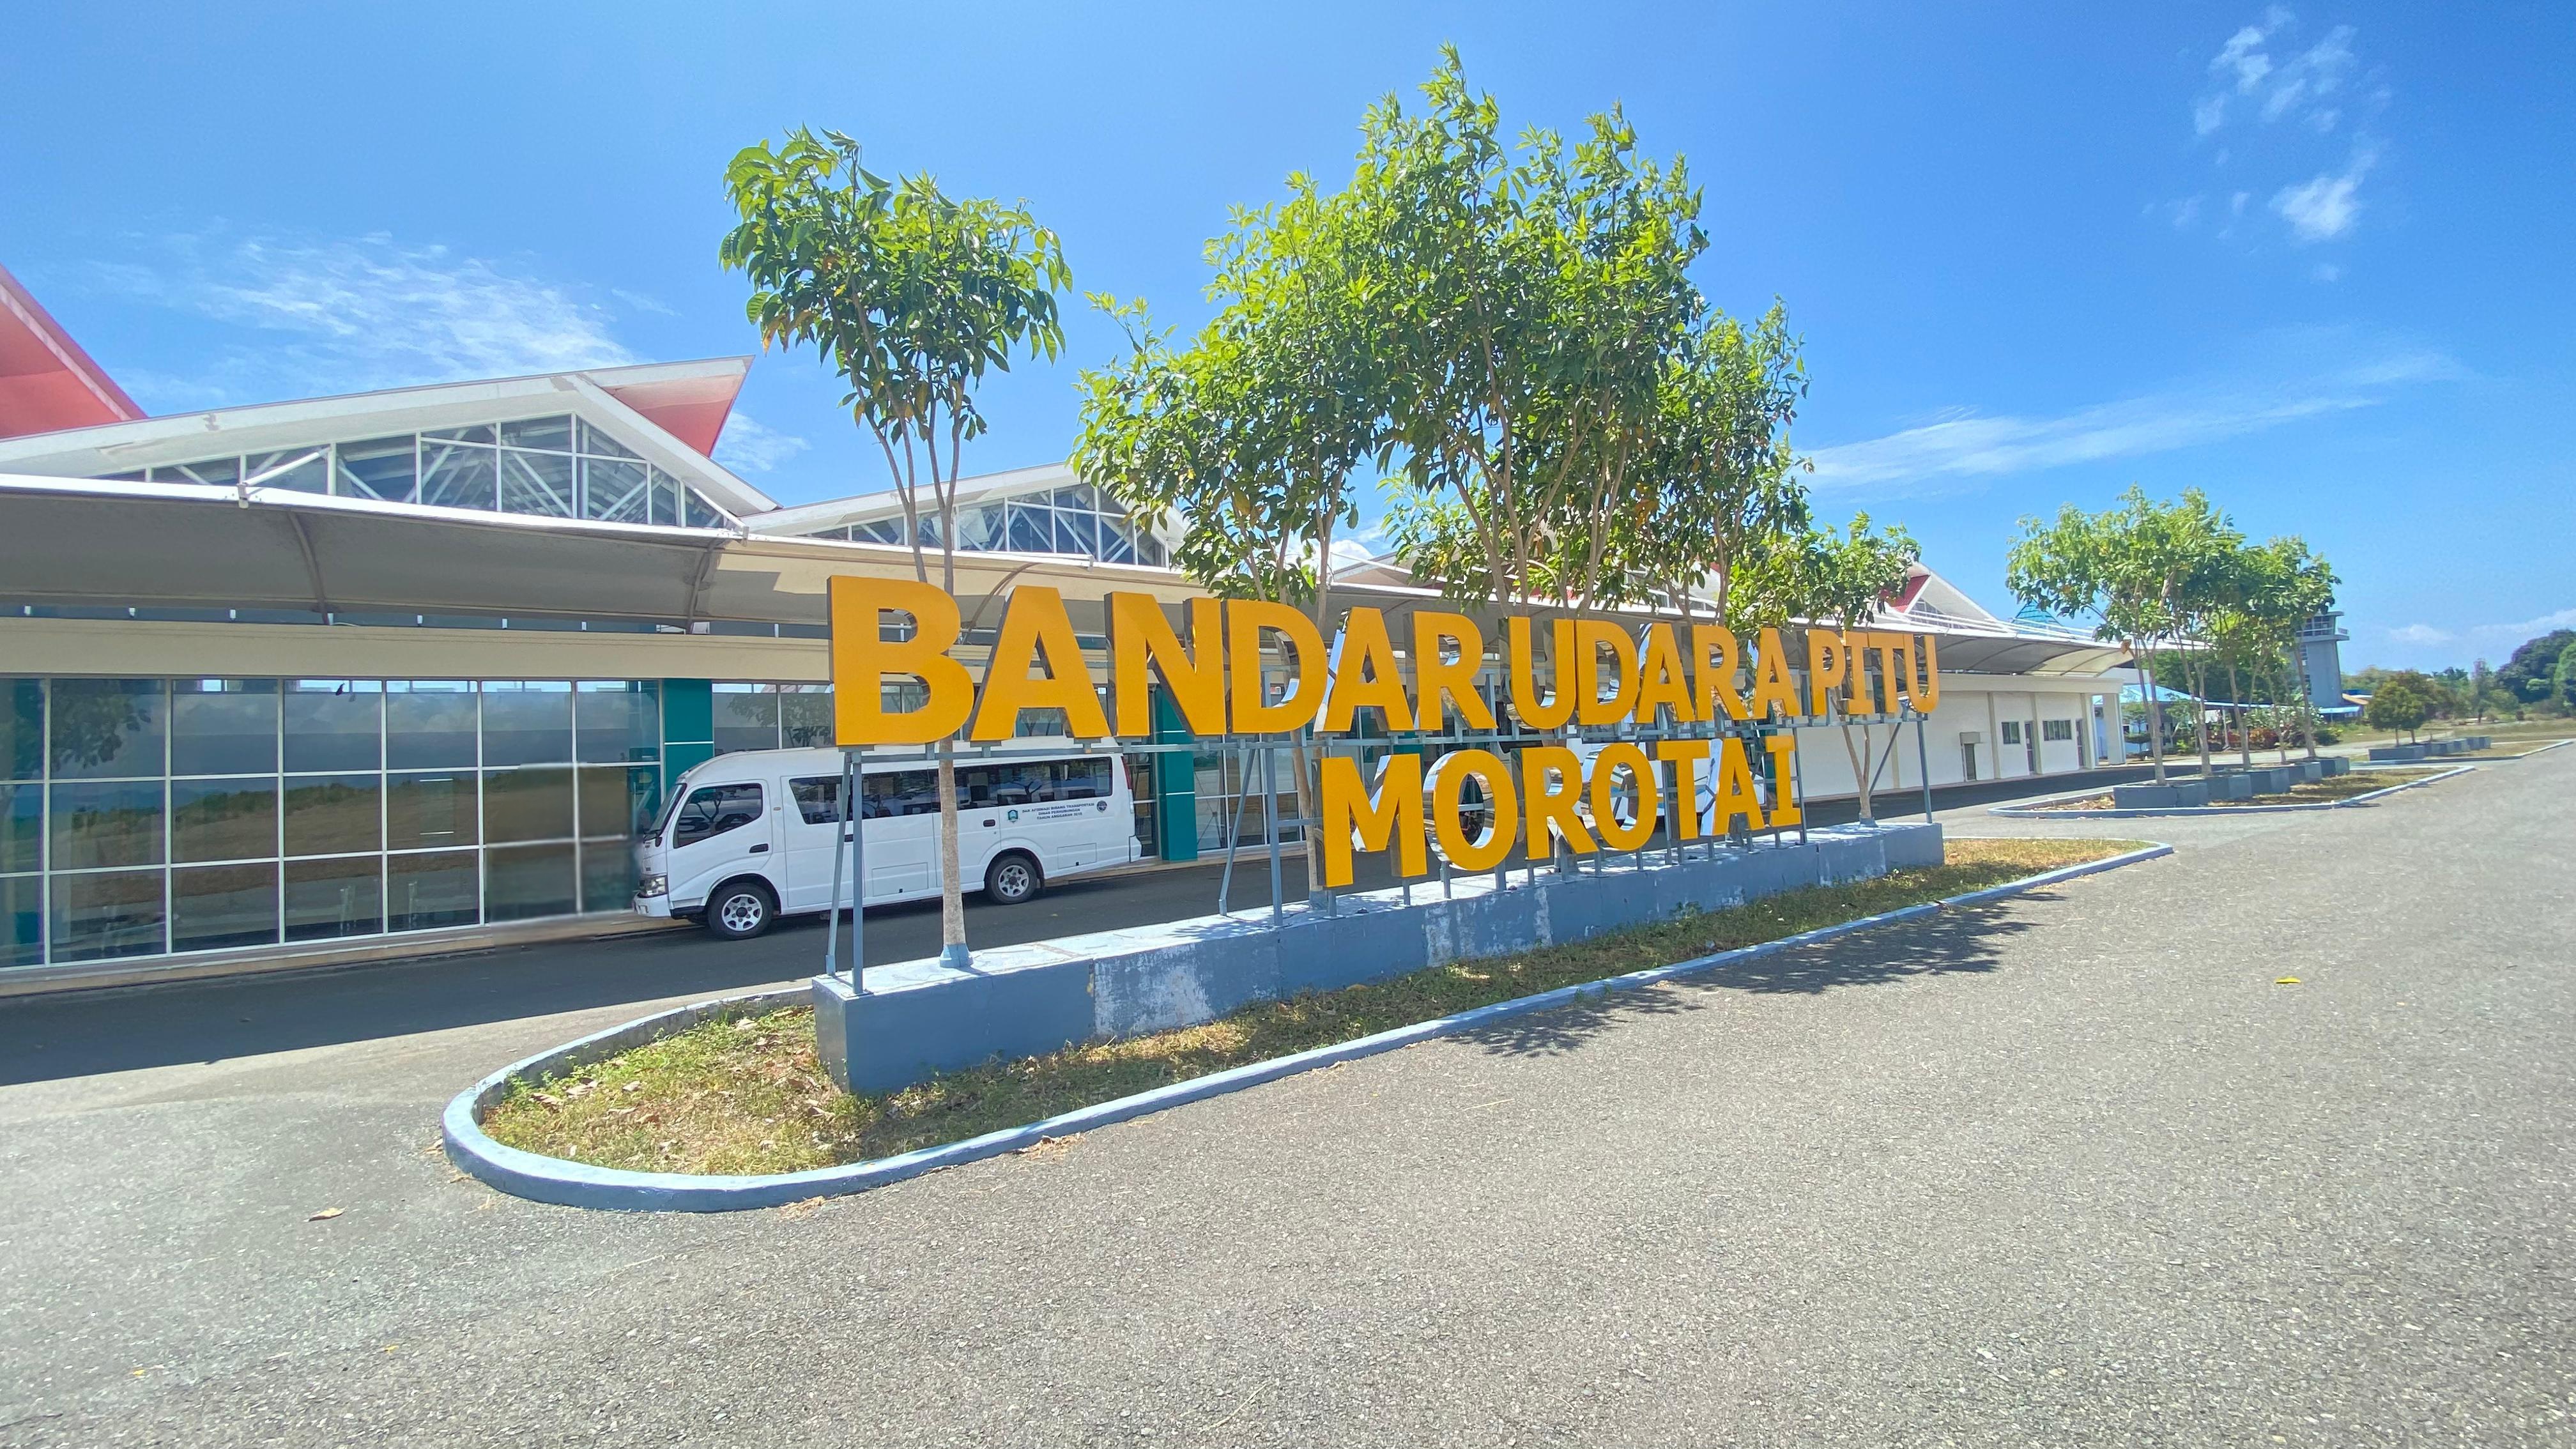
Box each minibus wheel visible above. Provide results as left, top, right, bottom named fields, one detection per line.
left=706, top=879, right=775, bottom=940
left=985, top=851, right=1043, bottom=905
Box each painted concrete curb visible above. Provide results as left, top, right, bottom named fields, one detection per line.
left=1986, top=764, right=2478, bottom=819
left=444, top=843, right=2176, bottom=1213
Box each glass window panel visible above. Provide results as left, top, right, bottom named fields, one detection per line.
left=282, top=774, right=380, bottom=857
left=779, top=690, right=832, bottom=749
left=1100, top=521, right=1135, bottom=565
left=577, top=419, right=637, bottom=459
left=151, top=457, right=241, bottom=487
left=50, top=781, right=163, bottom=870
left=423, top=424, right=495, bottom=444
left=915, top=513, right=942, bottom=547
left=580, top=457, right=650, bottom=523
left=1, top=874, right=38, bottom=968
left=332, top=436, right=418, bottom=503
left=577, top=765, right=659, bottom=840
left=853, top=518, right=901, bottom=544
left=386, top=682, right=477, bottom=769
left=286, top=855, right=384, bottom=941
left=418, top=441, right=497, bottom=510
left=956, top=504, right=1006, bottom=551
left=284, top=682, right=381, bottom=772
left=387, top=771, right=477, bottom=850
left=684, top=488, right=727, bottom=529
left=712, top=689, right=780, bottom=755
left=0, top=785, right=36, bottom=873
left=49, top=870, right=164, bottom=962
left=388, top=850, right=477, bottom=931
left=484, top=767, right=574, bottom=843
left=4, top=679, right=39, bottom=779
left=1006, top=505, right=1052, bottom=553
left=480, top=682, right=572, bottom=765
left=245, top=448, right=330, bottom=493
left=579, top=840, right=637, bottom=914
left=1055, top=510, right=1098, bottom=558
left=171, top=777, right=277, bottom=863
left=172, top=679, right=279, bottom=776
left=650, top=470, right=681, bottom=526
left=574, top=681, right=659, bottom=763
left=1052, top=484, right=1097, bottom=509
left=172, top=863, right=278, bottom=953
left=498, top=448, right=576, bottom=517
left=498, top=415, right=573, bottom=451
left=50, top=678, right=164, bottom=779
left=486, top=842, right=576, bottom=921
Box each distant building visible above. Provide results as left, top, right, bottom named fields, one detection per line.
left=2299, top=602, right=2349, bottom=710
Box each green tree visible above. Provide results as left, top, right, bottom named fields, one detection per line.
left=1358, top=50, right=1707, bottom=612
left=1075, top=182, right=1383, bottom=895
left=1767, top=514, right=1919, bottom=822
left=2365, top=679, right=2430, bottom=742
left=2007, top=487, right=2231, bottom=783
left=721, top=127, right=1071, bottom=966
left=2497, top=629, right=2576, bottom=703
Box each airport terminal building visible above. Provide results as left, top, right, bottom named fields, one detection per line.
left=0, top=266, right=2132, bottom=992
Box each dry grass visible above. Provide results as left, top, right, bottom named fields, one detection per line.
left=483, top=836, right=2136, bottom=1176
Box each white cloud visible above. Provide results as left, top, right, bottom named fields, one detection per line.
left=2180, top=13, right=2385, bottom=250
left=711, top=413, right=809, bottom=475
left=2273, top=147, right=2376, bottom=241
left=2196, top=13, right=2358, bottom=137
left=87, top=231, right=634, bottom=405
left=2388, top=608, right=2576, bottom=652
left=1805, top=343, right=2460, bottom=498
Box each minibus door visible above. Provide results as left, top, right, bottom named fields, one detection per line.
left=783, top=774, right=856, bottom=912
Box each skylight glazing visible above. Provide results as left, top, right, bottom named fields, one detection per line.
left=102, top=415, right=734, bottom=529
left=808, top=483, right=1167, bottom=566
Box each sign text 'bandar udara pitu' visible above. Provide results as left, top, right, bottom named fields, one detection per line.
left=828, top=578, right=1942, bottom=892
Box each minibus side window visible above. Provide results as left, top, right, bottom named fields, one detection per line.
left=789, top=777, right=845, bottom=825
left=1060, top=759, right=1110, bottom=799
left=858, top=770, right=940, bottom=818
left=671, top=783, right=762, bottom=847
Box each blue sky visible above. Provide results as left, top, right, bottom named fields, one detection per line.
left=5, top=2, right=2569, bottom=671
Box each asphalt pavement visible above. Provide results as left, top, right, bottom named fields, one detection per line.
left=1, top=752, right=2569, bottom=1446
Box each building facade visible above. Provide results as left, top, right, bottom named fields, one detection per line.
left=0, top=265, right=2131, bottom=993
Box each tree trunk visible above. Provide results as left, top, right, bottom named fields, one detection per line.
left=2136, top=650, right=2166, bottom=783
left=1841, top=721, right=1875, bottom=823
left=936, top=746, right=965, bottom=950
left=2231, top=661, right=2251, bottom=767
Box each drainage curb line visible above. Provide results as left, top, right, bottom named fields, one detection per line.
left=445, top=843, right=2176, bottom=1213
left=1987, top=765, right=2476, bottom=819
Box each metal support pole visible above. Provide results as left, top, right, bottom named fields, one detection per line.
left=1262, top=742, right=1284, bottom=928
left=824, top=753, right=848, bottom=983
left=848, top=756, right=866, bottom=986
left=1917, top=710, right=1934, bottom=822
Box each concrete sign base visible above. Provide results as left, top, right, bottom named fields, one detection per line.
left=813, top=822, right=1943, bottom=1094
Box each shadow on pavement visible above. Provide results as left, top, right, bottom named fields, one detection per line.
left=1460, top=900, right=2039, bottom=1061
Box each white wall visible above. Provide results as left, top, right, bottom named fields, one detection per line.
left=1781, top=678, right=2120, bottom=804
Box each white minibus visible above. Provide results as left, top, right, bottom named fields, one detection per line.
left=632, top=742, right=1142, bottom=940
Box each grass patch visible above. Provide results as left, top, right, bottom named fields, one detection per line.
left=482, top=836, right=2138, bottom=1177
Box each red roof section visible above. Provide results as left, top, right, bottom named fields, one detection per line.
left=597, top=366, right=746, bottom=458
left=0, top=263, right=144, bottom=440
